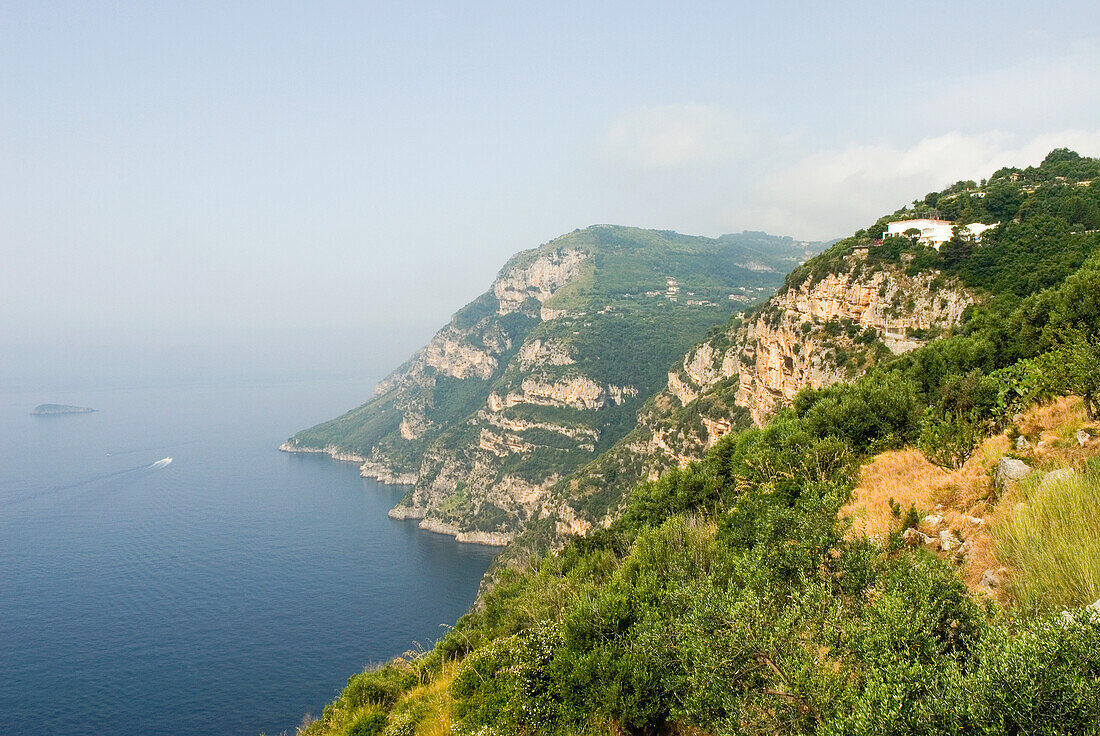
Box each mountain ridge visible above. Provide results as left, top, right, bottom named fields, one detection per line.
left=282, top=225, right=818, bottom=543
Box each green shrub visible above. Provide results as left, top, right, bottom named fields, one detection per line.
left=342, top=665, right=413, bottom=710
left=345, top=709, right=387, bottom=736
left=976, top=613, right=1100, bottom=734
left=918, top=412, right=984, bottom=468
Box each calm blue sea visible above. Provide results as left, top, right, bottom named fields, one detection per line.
left=0, top=378, right=498, bottom=736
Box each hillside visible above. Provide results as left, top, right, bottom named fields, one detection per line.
left=542, top=148, right=1100, bottom=534
left=296, top=150, right=1100, bottom=736
left=283, top=226, right=817, bottom=543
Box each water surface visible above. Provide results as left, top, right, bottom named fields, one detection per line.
left=0, top=378, right=497, bottom=736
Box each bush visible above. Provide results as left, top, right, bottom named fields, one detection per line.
left=342, top=665, right=414, bottom=710
left=918, top=412, right=985, bottom=468
left=977, top=613, right=1100, bottom=734
left=345, top=709, right=387, bottom=736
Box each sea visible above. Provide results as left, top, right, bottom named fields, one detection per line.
left=0, top=376, right=498, bottom=736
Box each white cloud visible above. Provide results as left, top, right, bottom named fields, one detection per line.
left=603, top=104, right=752, bottom=168
left=920, top=46, right=1100, bottom=134
left=744, top=130, right=1100, bottom=240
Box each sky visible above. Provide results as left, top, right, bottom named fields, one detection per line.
left=3, top=0, right=1100, bottom=389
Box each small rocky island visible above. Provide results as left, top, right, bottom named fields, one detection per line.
left=32, top=404, right=97, bottom=415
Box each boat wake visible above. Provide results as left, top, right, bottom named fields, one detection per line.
left=2, top=456, right=175, bottom=508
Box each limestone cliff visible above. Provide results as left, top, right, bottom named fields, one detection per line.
left=284, top=225, right=815, bottom=543
left=549, top=247, right=975, bottom=528
left=704, top=260, right=970, bottom=425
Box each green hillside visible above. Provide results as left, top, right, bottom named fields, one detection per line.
left=285, top=225, right=817, bottom=540
left=536, top=149, right=1100, bottom=537
left=296, top=150, right=1100, bottom=736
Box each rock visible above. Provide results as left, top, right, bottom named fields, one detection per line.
left=1037, top=440, right=1047, bottom=449
left=980, top=567, right=1007, bottom=590
left=995, top=457, right=1033, bottom=492
left=1015, top=435, right=1031, bottom=451
left=1062, top=599, right=1100, bottom=624
left=1040, top=468, right=1076, bottom=491
left=730, top=267, right=974, bottom=426
left=938, top=530, right=956, bottom=552
left=923, top=514, right=944, bottom=526
left=903, top=527, right=936, bottom=547
left=966, top=515, right=984, bottom=526
left=1077, top=430, right=1091, bottom=446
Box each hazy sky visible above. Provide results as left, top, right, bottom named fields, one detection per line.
left=3, top=1, right=1099, bottom=388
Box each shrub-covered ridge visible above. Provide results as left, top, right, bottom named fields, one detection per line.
left=295, top=151, right=1100, bottom=736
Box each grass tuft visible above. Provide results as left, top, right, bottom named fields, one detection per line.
left=994, top=470, right=1100, bottom=614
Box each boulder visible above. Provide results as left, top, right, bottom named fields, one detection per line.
left=980, top=567, right=1008, bottom=590
left=953, top=540, right=971, bottom=562
left=996, top=457, right=1033, bottom=492
left=1040, top=468, right=1076, bottom=491
left=1077, top=430, right=1091, bottom=446
left=903, top=527, right=936, bottom=547
left=1062, top=598, right=1100, bottom=624
left=923, top=514, right=944, bottom=526
left=1015, top=435, right=1031, bottom=451
left=938, top=530, right=956, bottom=552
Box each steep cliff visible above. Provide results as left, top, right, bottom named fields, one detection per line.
left=550, top=242, right=976, bottom=527
left=284, top=225, right=816, bottom=543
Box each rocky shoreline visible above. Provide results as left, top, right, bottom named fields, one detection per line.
left=280, top=441, right=507, bottom=546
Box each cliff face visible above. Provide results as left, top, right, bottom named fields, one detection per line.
left=718, top=261, right=971, bottom=425
left=281, top=245, right=583, bottom=486
left=284, top=225, right=815, bottom=543
left=550, top=249, right=975, bottom=528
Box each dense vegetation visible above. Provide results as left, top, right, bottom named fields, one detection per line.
left=788, top=149, right=1100, bottom=303
left=296, top=152, right=1100, bottom=736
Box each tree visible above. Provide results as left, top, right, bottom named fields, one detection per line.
left=1037, top=332, right=1100, bottom=419
left=984, top=180, right=1023, bottom=220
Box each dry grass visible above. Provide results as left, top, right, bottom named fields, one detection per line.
left=1016, top=396, right=1100, bottom=470
left=843, top=435, right=1006, bottom=539
left=402, top=660, right=456, bottom=736
left=843, top=396, right=1100, bottom=603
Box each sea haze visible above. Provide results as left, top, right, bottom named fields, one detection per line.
left=0, top=377, right=498, bottom=736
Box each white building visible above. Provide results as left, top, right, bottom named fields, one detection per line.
left=883, top=219, right=997, bottom=249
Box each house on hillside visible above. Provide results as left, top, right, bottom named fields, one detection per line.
left=882, top=218, right=997, bottom=249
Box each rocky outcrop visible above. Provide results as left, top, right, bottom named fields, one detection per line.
left=666, top=260, right=974, bottom=426
left=414, top=518, right=514, bottom=546
left=493, top=249, right=587, bottom=315
left=421, top=327, right=503, bottom=381
left=489, top=376, right=638, bottom=412
left=286, top=226, right=814, bottom=543
left=516, top=339, right=575, bottom=369
left=278, top=441, right=366, bottom=465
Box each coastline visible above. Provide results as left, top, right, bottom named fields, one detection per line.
left=280, top=442, right=510, bottom=547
